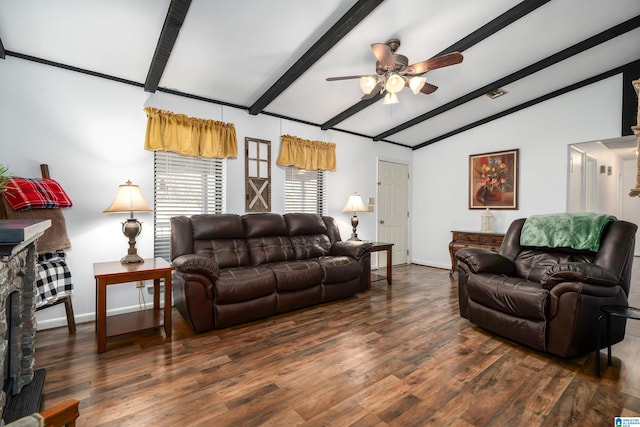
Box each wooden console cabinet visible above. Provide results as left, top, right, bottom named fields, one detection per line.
left=449, top=230, right=504, bottom=275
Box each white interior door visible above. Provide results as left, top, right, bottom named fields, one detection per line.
left=585, top=154, right=597, bottom=212
left=567, top=146, right=584, bottom=212
left=378, top=160, right=408, bottom=266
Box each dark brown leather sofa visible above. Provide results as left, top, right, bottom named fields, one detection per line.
left=456, top=217, right=637, bottom=358
left=170, top=212, right=371, bottom=332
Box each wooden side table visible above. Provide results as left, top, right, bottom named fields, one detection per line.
left=93, top=258, right=173, bottom=353
left=369, top=242, right=393, bottom=288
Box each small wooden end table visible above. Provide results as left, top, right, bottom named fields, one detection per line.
left=93, top=258, right=173, bottom=353
left=369, top=242, right=394, bottom=288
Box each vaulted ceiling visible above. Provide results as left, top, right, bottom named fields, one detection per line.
left=1, top=0, right=639, bottom=150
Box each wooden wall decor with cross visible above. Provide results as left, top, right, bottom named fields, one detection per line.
left=245, top=137, right=271, bottom=212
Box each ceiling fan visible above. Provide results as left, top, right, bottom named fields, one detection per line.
left=326, top=39, right=463, bottom=104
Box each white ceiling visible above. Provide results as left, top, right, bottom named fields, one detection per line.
left=1, top=0, right=639, bottom=149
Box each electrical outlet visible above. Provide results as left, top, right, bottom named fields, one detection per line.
left=147, top=285, right=165, bottom=295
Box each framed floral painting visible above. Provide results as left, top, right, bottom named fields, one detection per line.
left=469, top=149, right=518, bottom=209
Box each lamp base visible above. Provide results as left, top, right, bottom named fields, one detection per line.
left=348, top=235, right=361, bottom=241
left=348, top=214, right=361, bottom=241
left=120, top=217, right=145, bottom=264
left=121, top=253, right=144, bottom=264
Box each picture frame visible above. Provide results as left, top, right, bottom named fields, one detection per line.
left=469, top=149, right=518, bottom=210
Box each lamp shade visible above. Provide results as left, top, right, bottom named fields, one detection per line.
left=409, top=76, right=427, bottom=94
left=383, top=92, right=399, bottom=105
left=342, top=193, right=367, bottom=213
left=104, top=181, right=153, bottom=214
left=359, top=76, right=377, bottom=95
left=385, top=73, right=405, bottom=94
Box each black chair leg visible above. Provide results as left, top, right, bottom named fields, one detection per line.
left=595, top=313, right=602, bottom=377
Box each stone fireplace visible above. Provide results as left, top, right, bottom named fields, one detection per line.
left=0, top=219, right=51, bottom=423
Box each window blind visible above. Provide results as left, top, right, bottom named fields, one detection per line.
left=284, top=167, right=327, bottom=215
left=154, top=151, right=225, bottom=260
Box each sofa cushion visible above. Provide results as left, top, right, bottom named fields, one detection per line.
left=215, top=295, right=276, bottom=329
left=243, top=213, right=288, bottom=238
left=290, top=235, right=331, bottom=260
left=317, top=256, right=361, bottom=284
left=322, top=277, right=361, bottom=302
left=194, top=239, right=250, bottom=269
left=467, top=273, right=549, bottom=320
left=514, top=250, right=573, bottom=282
left=247, top=236, right=295, bottom=266
left=322, top=216, right=342, bottom=244
left=192, top=214, right=245, bottom=239
left=214, top=266, right=276, bottom=304
left=269, top=260, right=323, bottom=291
left=468, top=300, right=547, bottom=352
left=284, top=213, right=327, bottom=235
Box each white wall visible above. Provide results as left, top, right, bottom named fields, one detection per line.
left=622, top=158, right=640, bottom=256
left=411, top=76, right=623, bottom=269
left=0, top=56, right=411, bottom=329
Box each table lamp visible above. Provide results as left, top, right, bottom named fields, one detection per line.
left=342, top=192, right=368, bottom=241
left=104, top=180, right=153, bottom=263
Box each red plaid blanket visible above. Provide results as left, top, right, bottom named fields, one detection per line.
left=3, top=177, right=73, bottom=211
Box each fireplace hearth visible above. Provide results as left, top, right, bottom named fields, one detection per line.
left=0, top=220, right=51, bottom=424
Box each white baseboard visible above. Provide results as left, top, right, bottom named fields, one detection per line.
left=411, top=259, right=450, bottom=270
left=36, top=303, right=163, bottom=331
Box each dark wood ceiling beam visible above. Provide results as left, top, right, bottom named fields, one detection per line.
left=413, top=59, right=640, bottom=150
left=374, top=14, right=640, bottom=141
left=6, top=50, right=144, bottom=88
left=144, top=0, right=191, bottom=93
left=248, top=0, right=384, bottom=116
left=321, top=0, right=551, bottom=131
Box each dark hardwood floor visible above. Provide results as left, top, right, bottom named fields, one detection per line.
left=34, top=261, right=640, bottom=426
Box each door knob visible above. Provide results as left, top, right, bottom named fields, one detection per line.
left=379, top=220, right=385, bottom=224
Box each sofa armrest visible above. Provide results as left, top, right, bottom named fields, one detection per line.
left=540, top=262, right=619, bottom=289
left=172, top=254, right=220, bottom=283
left=331, top=241, right=372, bottom=260
left=455, top=248, right=515, bottom=275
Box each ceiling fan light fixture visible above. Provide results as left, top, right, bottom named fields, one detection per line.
left=409, top=76, right=427, bottom=95
left=383, top=92, right=399, bottom=105
left=359, top=76, right=378, bottom=95
left=385, top=73, right=405, bottom=94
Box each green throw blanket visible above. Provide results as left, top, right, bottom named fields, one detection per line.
left=520, top=213, right=616, bottom=252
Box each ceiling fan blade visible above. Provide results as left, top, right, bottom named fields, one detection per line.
left=404, top=80, right=438, bottom=94
left=420, top=82, right=438, bottom=94
left=361, top=82, right=384, bottom=100
left=326, top=75, right=367, bottom=81
left=371, top=43, right=395, bottom=70
left=407, top=52, right=463, bottom=75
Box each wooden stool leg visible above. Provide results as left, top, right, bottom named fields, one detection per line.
left=63, top=297, right=76, bottom=334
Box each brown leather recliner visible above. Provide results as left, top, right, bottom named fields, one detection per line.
left=171, top=212, right=371, bottom=332
left=456, top=217, right=637, bottom=358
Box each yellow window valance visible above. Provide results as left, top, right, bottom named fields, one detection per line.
left=143, top=107, right=237, bottom=159
left=276, top=134, right=336, bottom=171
